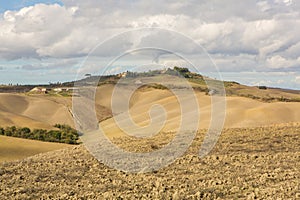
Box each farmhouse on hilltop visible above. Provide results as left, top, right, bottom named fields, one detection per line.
left=30, top=87, right=49, bottom=94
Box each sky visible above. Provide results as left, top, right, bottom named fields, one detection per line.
left=0, top=0, right=300, bottom=89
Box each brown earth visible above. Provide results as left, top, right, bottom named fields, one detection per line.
left=0, top=123, right=299, bottom=199
left=0, top=84, right=299, bottom=199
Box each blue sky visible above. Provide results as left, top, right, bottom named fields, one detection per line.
left=0, top=0, right=62, bottom=13
left=0, top=0, right=299, bottom=89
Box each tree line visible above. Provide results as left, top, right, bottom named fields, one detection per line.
left=0, top=124, right=80, bottom=144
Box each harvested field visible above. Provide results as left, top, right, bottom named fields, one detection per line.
left=0, top=124, right=299, bottom=199
left=0, top=135, right=69, bottom=163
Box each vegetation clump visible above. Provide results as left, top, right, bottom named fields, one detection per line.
left=258, top=86, right=267, bottom=90
left=0, top=124, right=80, bottom=144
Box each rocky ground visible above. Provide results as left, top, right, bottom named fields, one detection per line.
left=0, top=123, right=299, bottom=199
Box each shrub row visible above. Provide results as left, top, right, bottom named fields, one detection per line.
left=0, top=124, right=80, bottom=144
left=239, top=94, right=300, bottom=102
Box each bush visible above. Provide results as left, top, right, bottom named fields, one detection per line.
left=173, top=66, right=191, bottom=78
left=258, top=86, right=267, bottom=90
left=0, top=124, right=79, bottom=145
left=4, top=126, right=16, bottom=136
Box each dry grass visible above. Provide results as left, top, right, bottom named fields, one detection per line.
left=225, top=84, right=300, bottom=102
left=0, top=85, right=299, bottom=133
left=0, top=93, right=74, bottom=130
left=0, top=135, right=69, bottom=163
left=100, top=86, right=300, bottom=138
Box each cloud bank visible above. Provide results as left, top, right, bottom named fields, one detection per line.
left=0, top=0, right=299, bottom=88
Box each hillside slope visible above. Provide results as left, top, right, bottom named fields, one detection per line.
left=0, top=83, right=299, bottom=138
left=98, top=85, right=300, bottom=137
left=0, top=135, right=69, bottom=163
left=0, top=124, right=299, bottom=199
left=0, top=93, right=74, bottom=129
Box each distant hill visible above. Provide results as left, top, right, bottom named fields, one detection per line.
left=1, top=67, right=299, bottom=102
left=69, top=67, right=300, bottom=102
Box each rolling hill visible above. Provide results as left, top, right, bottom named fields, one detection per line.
left=0, top=135, right=69, bottom=163
left=0, top=69, right=299, bottom=163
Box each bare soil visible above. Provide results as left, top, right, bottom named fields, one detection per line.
left=0, top=123, right=299, bottom=199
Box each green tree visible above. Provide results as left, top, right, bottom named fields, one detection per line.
left=0, top=127, right=4, bottom=135
left=173, top=66, right=191, bottom=78
left=4, top=126, right=16, bottom=136
left=19, top=127, right=31, bottom=137
left=0, top=124, right=79, bottom=145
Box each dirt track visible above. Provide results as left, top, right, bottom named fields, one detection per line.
left=0, top=124, right=299, bottom=199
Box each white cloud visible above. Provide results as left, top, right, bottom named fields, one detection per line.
left=257, top=1, right=272, bottom=12
left=284, top=42, right=300, bottom=58
left=0, top=0, right=299, bottom=77
left=295, top=76, right=300, bottom=84
left=276, top=0, right=294, bottom=6
left=276, top=79, right=285, bottom=84
left=21, top=59, right=78, bottom=70
left=0, top=4, right=77, bottom=59
left=266, top=55, right=292, bottom=69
